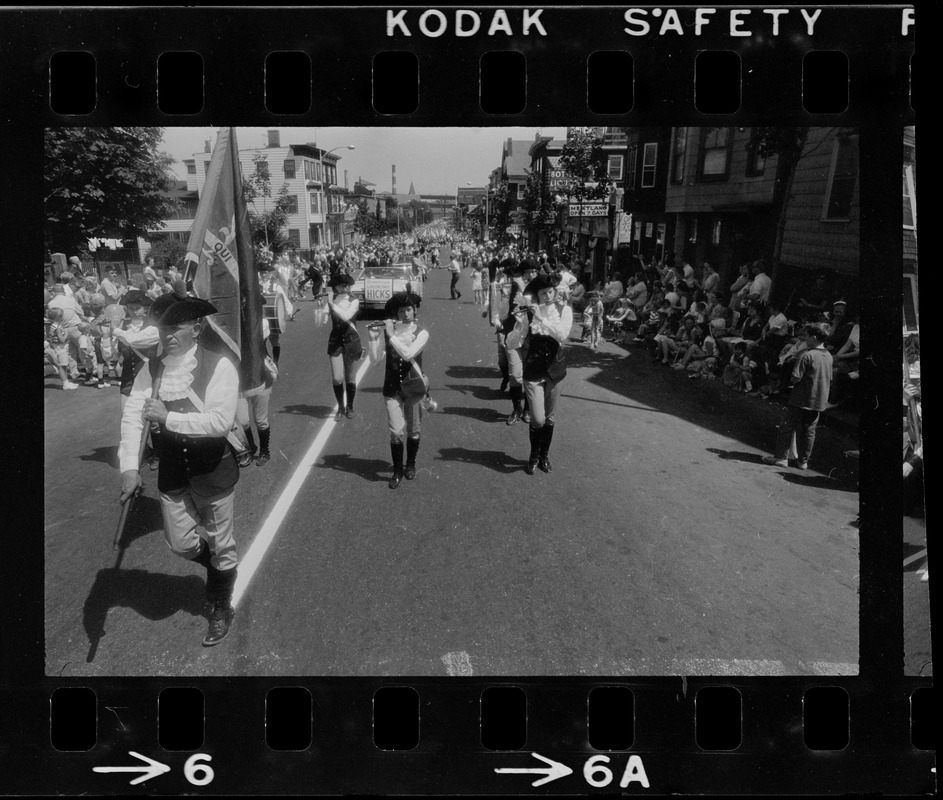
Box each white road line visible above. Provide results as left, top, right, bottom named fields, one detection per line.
left=231, top=356, right=372, bottom=609
left=441, top=651, right=474, bottom=676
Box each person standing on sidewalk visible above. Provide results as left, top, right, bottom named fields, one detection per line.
left=763, top=322, right=833, bottom=470
left=448, top=250, right=463, bottom=300
left=118, top=297, right=240, bottom=647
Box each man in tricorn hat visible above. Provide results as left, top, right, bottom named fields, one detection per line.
left=118, top=296, right=241, bottom=646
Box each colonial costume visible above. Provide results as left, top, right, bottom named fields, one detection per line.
left=118, top=297, right=240, bottom=646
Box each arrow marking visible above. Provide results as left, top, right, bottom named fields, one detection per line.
left=93, top=751, right=171, bottom=785
left=495, top=752, right=573, bottom=787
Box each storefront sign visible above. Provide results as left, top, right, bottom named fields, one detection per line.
left=567, top=202, right=608, bottom=217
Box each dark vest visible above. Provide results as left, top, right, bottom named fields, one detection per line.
left=149, top=347, right=239, bottom=495
left=382, top=324, right=424, bottom=397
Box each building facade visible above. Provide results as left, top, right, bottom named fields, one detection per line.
left=145, top=130, right=351, bottom=254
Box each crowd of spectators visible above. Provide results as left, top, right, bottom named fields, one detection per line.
left=601, top=255, right=861, bottom=412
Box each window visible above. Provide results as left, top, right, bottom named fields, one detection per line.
left=712, top=218, right=722, bottom=245
left=284, top=159, right=296, bottom=179
left=309, top=192, right=321, bottom=213
left=903, top=164, right=916, bottom=229
left=304, top=160, right=322, bottom=182
left=746, top=130, right=766, bottom=176
left=625, top=144, right=637, bottom=190
left=903, top=274, right=919, bottom=331
left=698, top=127, right=731, bottom=180
left=285, top=195, right=298, bottom=214
left=608, top=155, right=624, bottom=181
left=286, top=229, right=300, bottom=247
left=603, top=128, right=627, bottom=147
left=186, top=162, right=196, bottom=175
left=641, top=143, right=657, bottom=188
left=688, top=216, right=698, bottom=243
left=517, top=183, right=525, bottom=200
left=823, top=135, right=859, bottom=220
left=655, top=223, right=667, bottom=262
left=671, top=128, right=687, bottom=184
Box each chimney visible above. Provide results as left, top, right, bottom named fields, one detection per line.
left=267, top=130, right=280, bottom=148
left=392, top=164, right=396, bottom=196
left=204, top=139, right=211, bottom=153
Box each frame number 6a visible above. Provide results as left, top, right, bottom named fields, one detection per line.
left=584, top=755, right=650, bottom=789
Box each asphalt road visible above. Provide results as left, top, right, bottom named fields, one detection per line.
left=45, top=264, right=861, bottom=677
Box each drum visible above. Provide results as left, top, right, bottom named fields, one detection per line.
left=263, top=292, right=288, bottom=333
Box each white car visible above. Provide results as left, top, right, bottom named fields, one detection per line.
left=351, top=262, right=423, bottom=312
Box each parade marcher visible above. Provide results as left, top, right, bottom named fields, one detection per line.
left=114, top=287, right=158, bottom=415
left=236, top=317, right=277, bottom=467
left=118, top=296, right=241, bottom=647
left=497, top=259, right=537, bottom=424
left=380, top=291, right=429, bottom=489
left=326, top=272, right=362, bottom=421
left=519, top=273, right=573, bottom=474
left=448, top=250, right=463, bottom=300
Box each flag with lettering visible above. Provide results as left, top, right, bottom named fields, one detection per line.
left=183, top=127, right=264, bottom=392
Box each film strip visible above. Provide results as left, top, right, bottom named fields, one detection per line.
left=2, top=3, right=931, bottom=795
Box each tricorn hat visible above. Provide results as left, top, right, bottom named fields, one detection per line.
left=524, top=272, right=561, bottom=296
left=157, top=296, right=217, bottom=327
left=385, top=290, right=422, bottom=315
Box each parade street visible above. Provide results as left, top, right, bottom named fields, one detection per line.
left=45, top=263, right=860, bottom=678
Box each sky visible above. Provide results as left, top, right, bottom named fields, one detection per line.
left=159, top=126, right=566, bottom=196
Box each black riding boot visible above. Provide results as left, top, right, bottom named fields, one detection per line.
left=405, top=436, right=420, bottom=480
left=332, top=383, right=346, bottom=421
left=507, top=385, right=523, bottom=425
left=256, top=427, right=271, bottom=466
left=525, top=426, right=541, bottom=475
left=237, top=427, right=257, bottom=467
left=203, top=564, right=237, bottom=647
left=538, top=423, right=554, bottom=472
left=345, top=382, right=356, bottom=418
left=389, top=441, right=405, bottom=489
left=272, top=344, right=281, bottom=365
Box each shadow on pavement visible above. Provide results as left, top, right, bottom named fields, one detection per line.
left=82, top=568, right=206, bottom=663
left=318, top=454, right=390, bottom=482
left=115, top=494, right=164, bottom=549
left=706, top=448, right=769, bottom=465
left=440, top=405, right=507, bottom=424
left=278, top=403, right=335, bottom=418
left=435, top=446, right=528, bottom=474
left=446, top=365, right=499, bottom=380
left=781, top=472, right=857, bottom=492
left=78, top=445, right=119, bottom=467
left=444, top=382, right=505, bottom=402
left=564, top=339, right=859, bottom=486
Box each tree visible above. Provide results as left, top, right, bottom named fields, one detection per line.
left=558, top=129, right=613, bottom=202
left=490, top=180, right=511, bottom=239
left=44, top=127, right=179, bottom=256
left=145, top=236, right=188, bottom=270
left=522, top=167, right=552, bottom=241
left=241, top=154, right=293, bottom=257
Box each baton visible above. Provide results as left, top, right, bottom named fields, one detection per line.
left=113, top=362, right=165, bottom=550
